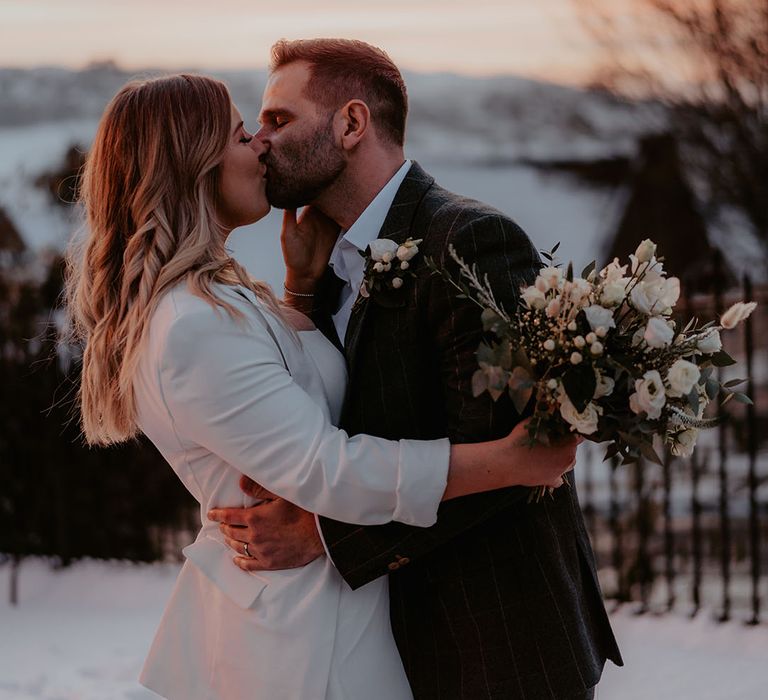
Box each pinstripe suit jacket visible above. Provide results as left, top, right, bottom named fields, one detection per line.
left=316, top=163, right=623, bottom=699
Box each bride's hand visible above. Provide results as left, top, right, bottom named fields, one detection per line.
left=281, top=207, right=340, bottom=294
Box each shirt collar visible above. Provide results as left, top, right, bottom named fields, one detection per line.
left=338, top=159, right=412, bottom=253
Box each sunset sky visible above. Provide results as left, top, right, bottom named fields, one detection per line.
left=1, top=0, right=608, bottom=84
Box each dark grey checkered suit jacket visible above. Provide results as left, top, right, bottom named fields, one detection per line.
left=315, top=163, right=623, bottom=699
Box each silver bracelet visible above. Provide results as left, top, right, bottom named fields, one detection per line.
left=284, top=285, right=315, bottom=298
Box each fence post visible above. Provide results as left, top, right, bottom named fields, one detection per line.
left=743, top=274, right=761, bottom=626
left=662, top=452, right=676, bottom=612
left=690, top=450, right=703, bottom=618
left=609, top=456, right=628, bottom=608
left=713, top=251, right=731, bottom=622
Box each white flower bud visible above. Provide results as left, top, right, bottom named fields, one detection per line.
left=547, top=378, right=558, bottom=390
left=383, top=262, right=392, bottom=272
left=590, top=342, right=604, bottom=355
left=574, top=336, right=586, bottom=348
left=382, top=253, right=394, bottom=264
left=391, top=277, right=404, bottom=289
left=544, top=339, right=556, bottom=351
left=568, top=320, right=578, bottom=332
left=400, top=261, right=410, bottom=270
left=586, top=332, right=597, bottom=344
left=634, top=239, right=657, bottom=263
left=373, top=262, right=385, bottom=273
left=596, top=326, right=607, bottom=338
left=571, top=352, right=583, bottom=365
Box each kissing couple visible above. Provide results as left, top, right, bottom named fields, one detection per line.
left=66, top=38, right=622, bottom=700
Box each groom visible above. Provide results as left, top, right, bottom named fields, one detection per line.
left=213, top=38, right=622, bottom=698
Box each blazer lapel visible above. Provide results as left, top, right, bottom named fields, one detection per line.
left=343, top=162, right=435, bottom=374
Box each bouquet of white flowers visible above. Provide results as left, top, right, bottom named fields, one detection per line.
left=430, top=239, right=756, bottom=473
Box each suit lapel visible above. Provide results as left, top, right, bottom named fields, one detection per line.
left=313, top=266, right=345, bottom=353
left=343, top=162, right=435, bottom=377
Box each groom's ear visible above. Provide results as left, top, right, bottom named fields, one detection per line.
left=338, top=99, right=370, bottom=151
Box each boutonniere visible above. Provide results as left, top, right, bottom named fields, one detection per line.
left=359, top=237, right=423, bottom=299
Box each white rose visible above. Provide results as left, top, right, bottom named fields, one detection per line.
left=643, top=316, right=674, bottom=348
left=559, top=396, right=601, bottom=435
left=630, top=277, right=680, bottom=315
left=522, top=285, right=547, bottom=310
left=391, top=277, right=404, bottom=289
left=696, top=329, right=722, bottom=354
left=584, top=304, right=616, bottom=332
left=400, top=260, right=410, bottom=270
left=634, top=239, right=657, bottom=263
left=666, top=359, right=700, bottom=397
left=590, top=342, right=604, bottom=355
left=594, top=372, right=615, bottom=398
left=574, top=335, right=586, bottom=348
left=373, top=262, right=385, bottom=273
left=600, top=258, right=628, bottom=283
left=539, top=266, right=563, bottom=291
left=720, top=301, right=757, bottom=329
left=571, top=352, right=583, bottom=365
left=369, top=239, right=399, bottom=262
left=569, top=277, right=592, bottom=305
left=600, top=279, right=629, bottom=307
left=629, top=369, right=666, bottom=419
left=670, top=428, right=698, bottom=458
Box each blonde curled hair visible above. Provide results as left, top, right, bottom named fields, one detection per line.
left=66, top=74, right=282, bottom=446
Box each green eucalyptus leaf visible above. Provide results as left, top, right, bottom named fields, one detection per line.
left=581, top=260, right=596, bottom=279
left=687, top=388, right=700, bottom=415
left=562, top=363, right=597, bottom=413
left=705, top=378, right=720, bottom=400
left=732, top=392, right=754, bottom=405
left=711, top=350, right=737, bottom=367
left=639, top=440, right=664, bottom=466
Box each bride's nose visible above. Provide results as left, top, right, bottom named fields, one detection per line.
left=249, top=137, right=268, bottom=157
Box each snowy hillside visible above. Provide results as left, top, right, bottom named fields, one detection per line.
left=0, top=64, right=658, bottom=163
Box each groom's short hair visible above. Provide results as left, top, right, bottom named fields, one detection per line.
left=270, top=38, right=408, bottom=147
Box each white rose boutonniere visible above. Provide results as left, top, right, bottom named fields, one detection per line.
left=359, top=237, right=423, bottom=300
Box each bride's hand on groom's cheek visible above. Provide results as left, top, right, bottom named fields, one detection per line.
left=206, top=476, right=325, bottom=572
left=281, top=206, right=340, bottom=291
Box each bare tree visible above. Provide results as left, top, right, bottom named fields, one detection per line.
left=575, top=0, right=768, bottom=264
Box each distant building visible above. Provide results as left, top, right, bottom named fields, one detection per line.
left=604, top=134, right=734, bottom=293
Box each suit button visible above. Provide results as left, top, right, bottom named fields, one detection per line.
left=396, top=555, right=410, bottom=565
left=388, top=561, right=400, bottom=571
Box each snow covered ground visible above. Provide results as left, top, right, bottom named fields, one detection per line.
left=1, top=558, right=767, bottom=699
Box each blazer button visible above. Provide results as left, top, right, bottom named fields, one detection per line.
left=388, top=561, right=400, bottom=571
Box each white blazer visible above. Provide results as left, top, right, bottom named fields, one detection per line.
left=134, top=283, right=450, bottom=699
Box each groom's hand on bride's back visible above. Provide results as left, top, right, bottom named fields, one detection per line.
left=206, top=476, right=325, bottom=572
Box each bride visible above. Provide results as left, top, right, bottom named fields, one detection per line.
left=65, top=74, right=577, bottom=700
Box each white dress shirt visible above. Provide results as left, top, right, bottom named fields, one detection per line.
left=329, top=159, right=412, bottom=342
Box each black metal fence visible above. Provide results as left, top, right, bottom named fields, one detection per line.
left=578, top=274, right=768, bottom=623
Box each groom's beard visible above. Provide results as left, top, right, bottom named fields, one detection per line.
left=265, top=117, right=345, bottom=209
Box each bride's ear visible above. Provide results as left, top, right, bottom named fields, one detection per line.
left=338, top=100, right=370, bottom=150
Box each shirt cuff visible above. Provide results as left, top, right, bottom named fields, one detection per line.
left=314, top=513, right=333, bottom=562
left=393, top=437, right=451, bottom=527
